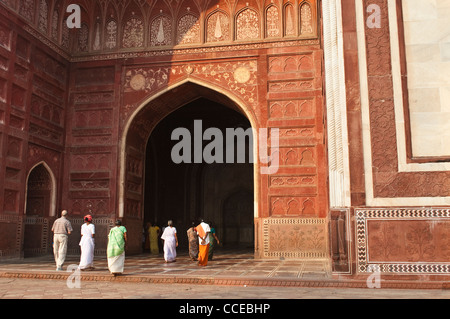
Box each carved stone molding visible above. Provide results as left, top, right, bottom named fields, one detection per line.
left=322, top=0, right=350, bottom=208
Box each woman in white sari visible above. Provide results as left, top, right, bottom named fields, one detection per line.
left=79, top=215, right=95, bottom=270
left=161, top=220, right=178, bottom=263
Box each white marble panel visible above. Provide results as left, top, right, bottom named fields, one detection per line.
left=402, top=0, right=450, bottom=157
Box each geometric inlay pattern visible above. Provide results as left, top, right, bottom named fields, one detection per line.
left=356, top=208, right=450, bottom=274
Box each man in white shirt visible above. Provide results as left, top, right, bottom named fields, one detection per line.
left=51, top=210, right=73, bottom=271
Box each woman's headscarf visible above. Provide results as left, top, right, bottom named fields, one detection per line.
left=84, top=214, right=93, bottom=222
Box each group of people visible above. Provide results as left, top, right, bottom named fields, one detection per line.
left=159, top=218, right=220, bottom=266
left=187, top=219, right=220, bottom=266
left=51, top=211, right=220, bottom=277
left=51, top=210, right=127, bottom=276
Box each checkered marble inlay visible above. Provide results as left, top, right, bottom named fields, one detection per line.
left=356, top=208, right=450, bottom=274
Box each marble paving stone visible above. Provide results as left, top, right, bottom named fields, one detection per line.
left=0, top=249, right=333, bottom=280
left=271, top=271, right=299, bottom=278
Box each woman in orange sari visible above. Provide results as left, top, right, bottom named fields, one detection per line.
left=196, top=218, right=210, bottom=266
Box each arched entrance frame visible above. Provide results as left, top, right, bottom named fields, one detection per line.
left=118, top=78, right=261, bottom=235
left=24, top=161, right=57, bottom=218
left=23, top=161, right=57, bottom=257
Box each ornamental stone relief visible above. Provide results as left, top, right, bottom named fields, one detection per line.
left=6, top=136, right=23, bottom=160
left=270, top=175, right=316, bottom=187
left=269, top=99, right=314, bottom=119
left=61, top=18, right=70, bottom=50
left=233, top=66, right=251, bottom=83
left=3, top=189, right=18, bottom=212
left=0, top=23, right=11, bottom=50
left=38, top=0, right=48, bottom=34
left=105, top=20, right=118, bottom=49
left=263, top=218, right=327, bottom=259
left=177, top=13, right=200, bottom=45
left=268, top=54, right=314, bottom=74
left=236, top=8, right=259, bottom=40
left=29, top=124, right=63, bottom=144
left=70, top=199, right=109, bottom=216
left=124, top=67, right=170, bottom=93
left=1, top=0, right=320, bottom=56
left=51, top=9, right=58, bottom=41
left=74, top=109, right=113, bottom=128
left=356, top=209, right=450, bottom=273
left=77, top=24, right=89, bottom=52
left=207, top=11, right=230, bottom=42
left=150, top=16, right=172, bottom=46
left=0, top=0, right=15, bottom=8
left=278, top=127, right=314, bottom=138
left=31, top=95, right=63, bottom=126
left=274, top=146, right=315, bottom=167
left=361, top=0, right=450, bottom=198
left=268, top=79, right=314, bottom=92
left=19, top=0, right=34, bottom=22
left=266, top=5, right=280, bottom=38
left=172, top=61, right=258, bottom=105
left=123, top=16, right=144, bottom=48
left=300, top=3, right=313, bottom=35
left=285, top=4, right=295, bottom=36
left=0, top=77, right=6, bottom=102
left=124, top=60, right=257, bottom=105
left=271, top=197, right=316, bottom=217
left=93, top=21, right=101, bottom=51
left=11, top=85, right=26, bottom=109
left=70, top=153, right=111, bottom=171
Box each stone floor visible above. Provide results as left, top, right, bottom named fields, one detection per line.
left=0, top=249, right=332, bottom=282
left=1, top=248, right=450, bottom=305
left=0, top=248, right=448, bottom=292
left=1, top=277, right=450, bottom=300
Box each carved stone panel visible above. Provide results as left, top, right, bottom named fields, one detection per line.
left=236, top=8, right=260, bottom=40
left=3, top=189, right=19, bottom=213
left=270, top=197, right=317, bottom=217
left=177, top=13, right=201, bottom=45
left=207, top=11, right=230, bottom=42
left=150, top=16, right=172, bottom=46
left=262, top=217, right=327, bottom=259
left=330, top=209, right=350, bottom=273
left=0, top=23, right=11, bottom=50
left=356, top=208, right=450, bottom=273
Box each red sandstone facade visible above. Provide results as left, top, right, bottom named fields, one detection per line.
left=0, top=0, right=449, bottom=284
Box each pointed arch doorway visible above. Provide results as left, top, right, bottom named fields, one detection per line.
left=120, top=81, right=258, bottom=255
left=23, top=162, right=56, bottom=257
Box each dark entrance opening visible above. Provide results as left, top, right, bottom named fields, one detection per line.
left=24, top=164, right=53, bottom=257
left=143, top=98, right=254, bottom=251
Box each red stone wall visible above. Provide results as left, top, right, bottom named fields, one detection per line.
left=0, top=8, right=68, bottom=258
left=62, top=61, right=120, bottom=255
left=0, top=0, right=329, bottom=258
left=59, top=0, right=328, bottom=257
left=0, top=0, right=448, bottom=285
